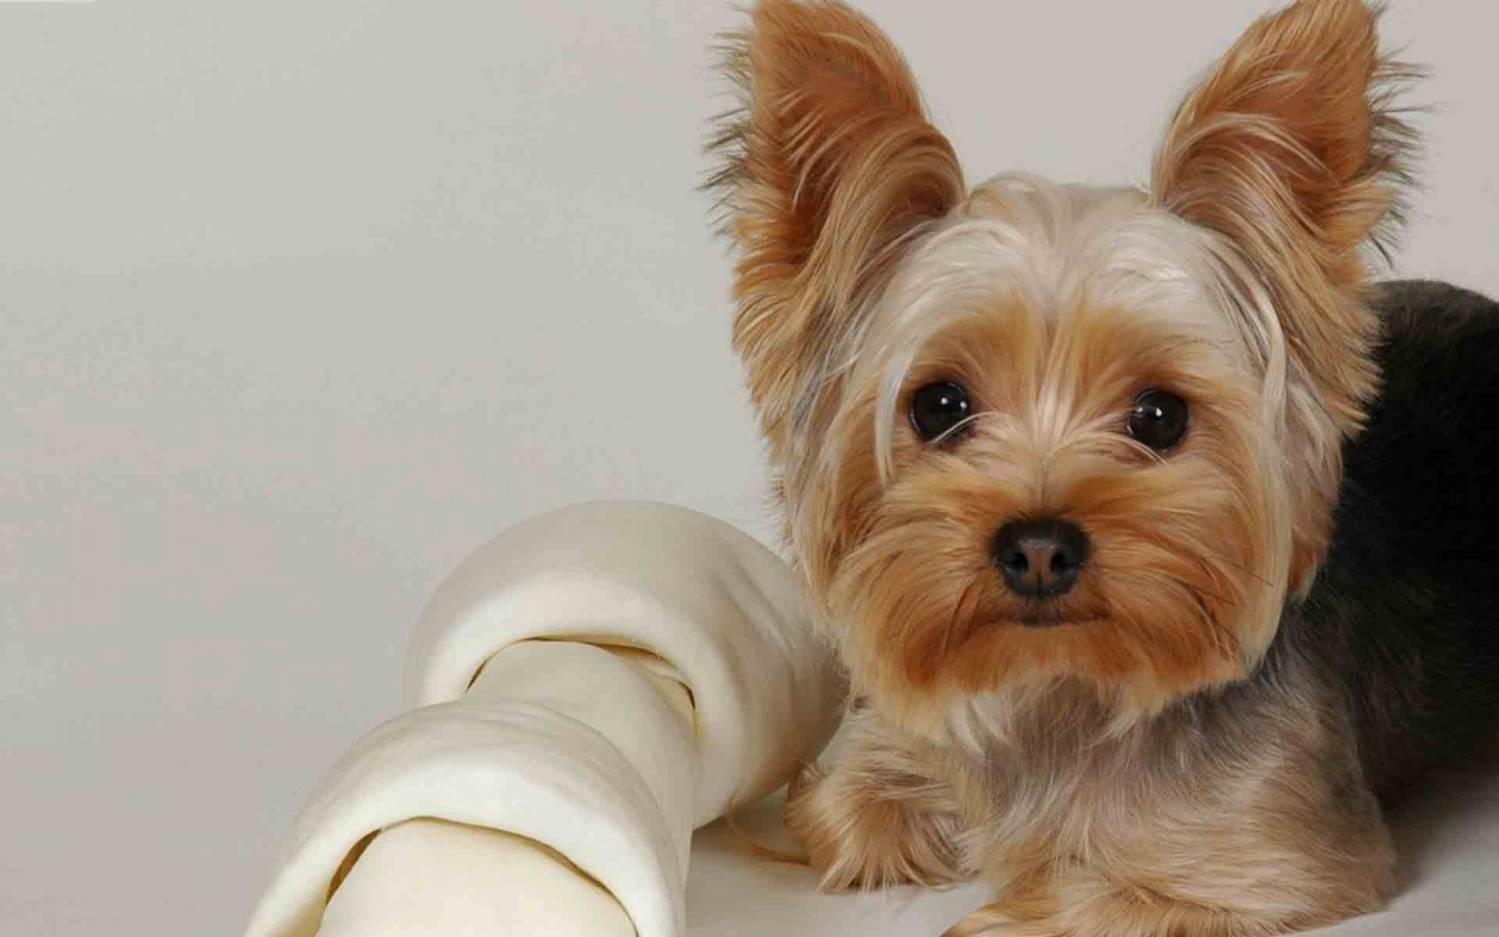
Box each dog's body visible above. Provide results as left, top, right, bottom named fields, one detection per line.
left=786, top=280, right=1499, bottom=936
left=709, top=2, right=1498, bottom=934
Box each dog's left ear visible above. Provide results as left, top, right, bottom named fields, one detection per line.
left=1151, top=0, right=1414, bottom=590
left=710, top=0, right=963, bottom=459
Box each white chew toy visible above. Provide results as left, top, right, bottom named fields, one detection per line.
left=243, top=500, right=845, bottom=937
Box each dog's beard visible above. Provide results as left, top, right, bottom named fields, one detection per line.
left=812, top=382, right=1283, bottom=745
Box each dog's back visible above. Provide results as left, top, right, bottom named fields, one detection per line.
left=1305, top=280, right=1499, bottom=804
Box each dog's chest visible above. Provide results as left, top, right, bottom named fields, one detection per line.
left=945, top=721, right=1276, bottom=877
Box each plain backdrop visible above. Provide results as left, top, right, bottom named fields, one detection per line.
left=1, top=2, right=1495, bottom=935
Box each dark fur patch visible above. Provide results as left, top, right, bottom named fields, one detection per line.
left=1279, top=279, right=1499, bottom=804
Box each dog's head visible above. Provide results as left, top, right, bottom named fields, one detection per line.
left=710, top=0, right=1413, bottom=740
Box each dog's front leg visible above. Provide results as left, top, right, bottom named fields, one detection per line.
left=943, top=797, right=1395, bottom=937
left=786, top=704, right=971, bottom=891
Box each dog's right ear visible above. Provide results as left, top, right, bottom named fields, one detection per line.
left=709, top=0, right=963, bottom=458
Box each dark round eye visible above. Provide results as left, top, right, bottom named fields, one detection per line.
left=910, top=381, right=972, bottom=442
left=1127, top=389, right=1189, bottom=451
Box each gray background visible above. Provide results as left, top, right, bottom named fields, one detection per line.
left=1, top=2, right=1493, bottom=935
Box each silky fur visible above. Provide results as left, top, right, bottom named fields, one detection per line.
left=707, top=2, right=1491, bottom=936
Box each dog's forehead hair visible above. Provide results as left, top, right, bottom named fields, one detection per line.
left=854, top=175, right=1275, bottom=470
left=897, top=175, right=1241, bottom=338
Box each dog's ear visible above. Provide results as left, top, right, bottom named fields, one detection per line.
left=1151, top=0, right=1414, bottom=590
left=1153, top=0, right=1412, bottom=427
left=710, top=0, right=963, bottom=458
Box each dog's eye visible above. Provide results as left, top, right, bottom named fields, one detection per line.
left=1127, top=389, right=1189, bottom=451
left=910, top=381, right=972, bottom=442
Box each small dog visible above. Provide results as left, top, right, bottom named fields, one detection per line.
left=708, top=0, right=1499, bottom=934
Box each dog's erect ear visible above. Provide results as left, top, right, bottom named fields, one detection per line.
left=1151, top=0, right=1415, bottom=591
left=710, top=0, right=963, bottom=458
left=1153, top=0, right=1413, bottom=427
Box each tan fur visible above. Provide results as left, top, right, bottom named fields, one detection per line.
left=941, top=691, right=1394, bottom=936
left=814, top=680, right=1396, bottom=937
left=829, top=290, right=1277, bottom=733
left=708, top=1, right=1415, bottom=934
left=709, top=0, right=964, bottom=469
left=785, top=704, right=970, bottom=890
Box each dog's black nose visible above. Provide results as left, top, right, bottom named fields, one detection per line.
left=992, top=519, right=1089, bottom=598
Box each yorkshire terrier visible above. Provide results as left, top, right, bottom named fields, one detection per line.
left=708, top=0, right=1499, bottom=934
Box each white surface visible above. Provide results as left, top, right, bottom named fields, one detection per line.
left=1, top=2, right=1496, bottom=936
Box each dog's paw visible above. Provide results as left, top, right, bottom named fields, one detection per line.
left=785, top=762, right=966, bottom=891
left=941, top=905, right=1071, bottom=937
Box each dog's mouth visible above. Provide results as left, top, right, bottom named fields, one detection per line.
left=1017, top=614, right=1093, bottom=629
left=1012, top=600, right=1108, bottom=629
